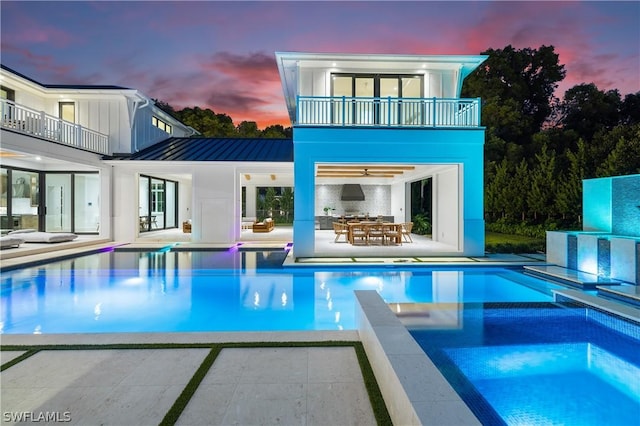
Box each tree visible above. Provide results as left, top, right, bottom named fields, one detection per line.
left=175, top=107, right=236, bottom=137
left=485, top=160, right=510, bottom=219
left=559, top=83, right=621, bottom=141
left=262, top=124, right=292, bottom=139
left=462, top=45, right=566, bottom=142
left=527, top=144, right=557, bottom=220
left=510, top=159, right=530, bottom=221
left=237, top=121, right=261, bottom=138
left=555, top=139, right=587, bottom=222
left=264, top=187, right=276, bottom=217
left=279, top=187, right=294, bottom=222
left=620, top=92, right=640, bottom=126
left=596, top=124, right=640, bottom=177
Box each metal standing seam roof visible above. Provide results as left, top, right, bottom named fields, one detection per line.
left=110, top=137, right=293, bottom=162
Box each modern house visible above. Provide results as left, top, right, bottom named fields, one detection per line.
left=275, top=52, right=487, bottom=257
left=0, top=64, right=197, bottom=239
left=1, top=51, right=488, bottom=259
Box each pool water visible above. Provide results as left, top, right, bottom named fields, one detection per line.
left=410, top=305, right=640, bottom=425
left=0, top=249, right=562, bottom=334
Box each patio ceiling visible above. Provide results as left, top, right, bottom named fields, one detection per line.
left=315, top=163, right=453, bottom=184
left=316, top=165, right=415, bottom=179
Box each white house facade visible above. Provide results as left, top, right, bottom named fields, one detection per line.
left=0, top=64, right=196, bottom=237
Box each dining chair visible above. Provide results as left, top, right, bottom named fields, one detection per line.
left=333, top=222, right=349, bottom=242
left=367, top=223, right=385, bottom=245
left=402, top=222, right=414, bottom=243
left=383, top=223, right=403, bottom=245
left=350, top=223, right=368, bottom=245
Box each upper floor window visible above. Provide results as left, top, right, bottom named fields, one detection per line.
left=59, top=102, right=75, bottom=123
left=1, top=86, right=15, bottom=101
left=331, top=74, right=423, bottom=98
left=152, top=116, right=172, bottom=134
left=331, top=74, right=423, bottom=125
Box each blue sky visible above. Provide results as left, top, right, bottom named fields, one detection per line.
left=1, top=1, right=638, bottom=128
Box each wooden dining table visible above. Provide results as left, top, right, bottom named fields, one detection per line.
left=346, top=221, right=402, bottom=245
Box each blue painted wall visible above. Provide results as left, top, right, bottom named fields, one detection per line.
left=292, top=126, right=485, bottom=257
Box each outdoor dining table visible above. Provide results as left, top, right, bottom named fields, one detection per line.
left=346, top=221, right=402, bottom=245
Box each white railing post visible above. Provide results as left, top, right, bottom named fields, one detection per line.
left=432, top=98, right=437, bottom=127
left=75, top=125, right=82, bottom=148
left=39, top=111, right=46, bottom=136
left=387, top=97, right=391, bottom=126
left=341, top=96, right=346, bottom=126
left=476, top=97, right=481, bottom=126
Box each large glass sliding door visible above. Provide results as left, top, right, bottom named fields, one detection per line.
left=139, top=175, right=178, bottom=232
left=74, top=174, right=100, bottom=232
left=45, top=174, right=71, bottom=232
left=1, top=167, right=98, bottom=233
left=45, top=172, right=100, bottom=233
left=332, top=74, right=423, bottom=126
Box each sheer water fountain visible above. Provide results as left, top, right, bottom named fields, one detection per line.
left=546, top=174, right=640, bottom=289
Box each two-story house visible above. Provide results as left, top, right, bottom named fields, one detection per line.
left=2, top=51, right=487, bottom=259
left=275, top=52, right=487, bottom=257
left=0, top=64, right=196, bottom=237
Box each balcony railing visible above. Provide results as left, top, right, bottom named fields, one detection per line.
left=296, top=96, right=482, bottom=128
left=1, top=99, right=109, bottom=155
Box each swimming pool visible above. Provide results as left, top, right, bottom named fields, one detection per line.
left=409, top=303, right=640, bottom=425
left=0, top=249, right=562, bottom=334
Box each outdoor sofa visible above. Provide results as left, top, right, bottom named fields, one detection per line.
left=252, top=218, right=275, bottom=233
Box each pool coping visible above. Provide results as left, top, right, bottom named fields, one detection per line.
left=354, top=290, right=481, bottom=426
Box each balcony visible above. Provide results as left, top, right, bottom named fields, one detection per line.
left=1, top=99, right=109, bottom=155
left=296, top=96, right=482, bottom=128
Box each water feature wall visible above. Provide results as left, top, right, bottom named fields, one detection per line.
left=547, top=174, right=640, bottom=285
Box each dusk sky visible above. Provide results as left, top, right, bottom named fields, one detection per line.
left=1, top=1, right=638, bottom=129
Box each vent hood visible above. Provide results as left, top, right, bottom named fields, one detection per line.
left=341, top=184, right=365, bottom=201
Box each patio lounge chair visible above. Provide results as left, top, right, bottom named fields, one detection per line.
left=0, top=235, right=25, bottom=249
left=7, top=229, right=78, bottom=243
left=253, top=218, right=275, bottom=233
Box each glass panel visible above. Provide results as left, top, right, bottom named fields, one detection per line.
left=151, top=178, right=164, bottom=230
left=74, top=173, right=100, bottom=233
left=13, top=170, right=39, bottom=230
left=45, top=174, right=71, bottom=232
left=0, top=168, right=8, bottom=230
left=402, top=76, right=423, bottom=125
left=380, top=78, right=399, bottom=125
left=355, top=77, right=374, bottom=125
left=332, top=76, right=353, bottom=125
left=139, top=177, right=150, bottom=232
left=165, top=181, right=176, bottom=228
left=59, top=102, right=75, bottom=123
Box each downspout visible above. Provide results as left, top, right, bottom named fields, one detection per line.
left=129, top=93, right=150, bottom=152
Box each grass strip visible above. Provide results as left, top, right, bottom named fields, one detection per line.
left=353, top=342, right=393, bottom=426
left=0, top=349, right=40, bottom=372
left=159, top=346, right=221, bottom=426
left=1, top=340, right=392, bottom=425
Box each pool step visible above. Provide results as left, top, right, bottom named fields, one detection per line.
left=523, top=265, right=620, bottom=289
left=553, top=289, right=640, bottom=323
left=596, top=285, right=640, bottom=308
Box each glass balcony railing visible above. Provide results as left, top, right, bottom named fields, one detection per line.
left=1, top=99, right=109, bottom=155
left=296, top=96, right=481, bottom=128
